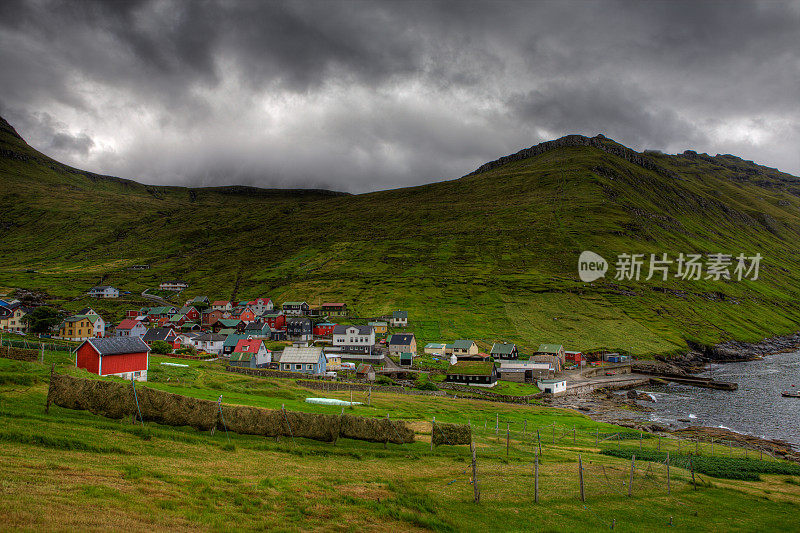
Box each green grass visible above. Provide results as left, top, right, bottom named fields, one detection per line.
left=2, top=355, right=800, bottom=530
left=5, top=354, right=800, bottom=530
left=3, top=119, right=800, bottom=358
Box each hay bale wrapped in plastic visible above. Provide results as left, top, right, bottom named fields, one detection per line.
left=339, top=414, right=414, bottom=444
left=50, top=373, right=135, bottom=419
left=134, top=386, right=219, bottom=431
left=432, top=422, right=472, bottom=446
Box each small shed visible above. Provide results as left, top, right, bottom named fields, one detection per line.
left=399, top=352, right=414, bottom=366
left=445, top=361, right=497, bottom=387
left=537, top=378, right=567, bottom=395
left=76, top=337, right=150, bottom=381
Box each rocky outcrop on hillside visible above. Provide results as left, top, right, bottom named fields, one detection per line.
left=467, top=134, right=679, bottom=180
left=683, top=333, right=800, bottom=363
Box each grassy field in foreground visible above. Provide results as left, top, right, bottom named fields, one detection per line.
left=1, top=354, right=800, bottom=531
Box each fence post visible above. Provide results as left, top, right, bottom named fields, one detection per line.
left=658, top=435, right=661, bottom=451
left=691, top=456, right=696, bottom=490
left=471, top=441, right=480, bottom=503
left=573, top=426, right=576, bottom=444
left=666, top=452, right=670, bottom=495
left=760, top=446, right=763, bottom=461
left=431, top=417, right=435, bottom=451
left=496, top=413, right=499, bottom=435
left=579, top=454, right=585, bottom=502
left=537, top=429, right=542, bottom=456
left=552, top=424, right=555, bottom=445
left=628, top=454, right=635, bottom=497
left=506, top=423, right=510, bottom=457
left=44, top=363, right=55, bottom=413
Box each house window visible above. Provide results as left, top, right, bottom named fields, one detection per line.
left=295, top=364, right=301, bottom=370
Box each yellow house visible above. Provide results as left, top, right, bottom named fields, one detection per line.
left=325, top=353, right=342, bottom=371
left=0, top=305, right=28, bottom=334
left=59, top=315, right=100, bottom=341
left=368, top=321, right=388, bottom=335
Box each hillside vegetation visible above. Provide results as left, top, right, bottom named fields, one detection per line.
left=2, top=117, right=800, bottom=356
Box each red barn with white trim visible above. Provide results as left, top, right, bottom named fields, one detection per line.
left=76, top=337, right=150, bottom=381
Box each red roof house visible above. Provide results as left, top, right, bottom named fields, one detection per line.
left=76, top=337, right=150, bottom=381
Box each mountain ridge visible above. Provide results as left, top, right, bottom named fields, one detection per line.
left=1, top=115, right=800, bottom=357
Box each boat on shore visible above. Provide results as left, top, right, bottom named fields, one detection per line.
left=781, top=391, right=800, bottom=398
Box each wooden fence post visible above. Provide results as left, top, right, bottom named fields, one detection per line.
left=666, top=452, right=670, bottom=495
left=579, top=454, right=585, bottom=502
left=628, top=454, right=635, bottom=497
left=471, top=442, right=480, bottom=503
left=552, top=424, right=555, bottom=445
left=691, top=456, right=696, bottom=490
left=44, top=363, right=55, bottom=413
left=534, top=451, right=539, bottom=503
left=431, top=417, right=435, bottom=451
left=658, top=435, right=661, bottom=451
left=506, top=423, right=510, bottom=457
left=537, top=429, right=542, bottom=456
left=573, top=426, right=576, bottom=444
left=496, top=413, right=499, bottom=435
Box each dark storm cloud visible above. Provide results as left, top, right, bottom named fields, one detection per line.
left=0, top=0, right=798, bottom=192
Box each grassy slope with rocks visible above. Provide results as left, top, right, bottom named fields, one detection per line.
left=2, top=116, right=800, bottom=357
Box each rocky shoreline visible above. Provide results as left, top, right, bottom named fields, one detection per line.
left=673, top=331, right=800, bottom=369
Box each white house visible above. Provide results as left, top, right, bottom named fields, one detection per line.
left=249, top=298, right=274, bottom=316
left=212, top=300, right=232, bottom=312
left=332, top=325, right=375, bottom=354
left=87, top=286, right=119, bottom=299
left=390, top=310, right=408, bottom=327
left=193, top=333, right=226, bottom=355
left=159, top=281, right=189, bottom=291
left=114, top=319, right=147, bottom=338
left=537, top=378, right=567, bottom=395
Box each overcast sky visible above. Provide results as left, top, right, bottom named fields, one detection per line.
left=1, top=0, right=799, bottom=193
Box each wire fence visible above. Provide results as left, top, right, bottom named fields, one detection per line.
left=0, top=336, right=74, bottom=353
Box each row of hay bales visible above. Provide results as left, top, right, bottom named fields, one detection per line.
left=1, top=346, right=38, bottom=362
left=48, top=374, right=417, bottom=444
left=432, top=421, right=473, bottom=446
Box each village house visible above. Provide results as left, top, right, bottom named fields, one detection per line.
left=368, top=321, right=388, bottom=335
left=213, top=318, right=245, bottom=333
left=389, top=310, right=408, bottom=327
left=537, top=378, right=567, bottom=395
left=320, top=303, right=347, bottom=317
left=202, top=309, right=224, bottom=327
left=313, top=322, right=336, bottom=337
left=325, top=352, right=342, bottom=371
left=193, top=333, right=226, bottom=355
left=332, top=325, right=376, bottom=354
left=244, top=321, right=272, bottom=339
left=142, top=306, right=177, bottom=318
left=87, top=286, right=119, bottom=299
left=490, top=342, right=519, bottom=360
left=279, top=345, right=327, bottom=375
left=235, top=306, right=256, bottom=323
left=356, top=363, right=375, bottom=381
left=565, top=351, right=584, bottom=364
left=222, top=333, right=250, bottom=356
left=286, top=317, right=313, bottom=341
left=399, top=352, right=414, bottom=366
left=529, top=355, right=563, bottom=373
left=535, top=344, right=566, bottom=363
left=0, top=303, right=29, bottom=334
left=424, top=342, right=447, bottom=355
left=282, top=301, right=310, bottom=316
left=176, top=331, right=202, bottom=348
left=388, top=333, right=417, bottom=356
left=497, top=360, right=553, bottom=382
left=58, top=313, right=105, bottom=341
left=142, top=327, right=180, bottom=350
left=189, top=296, right=209, bottom=307
left=178, top=306, right=201, bottom=321
left=452, top=339, right=479, bottom=358
left=262, top=312, right=286, bottom=330
left=446, top=361, right=498, bottom=387
left=76, top=337, right=150, bottom=381
left=159, top=281, right=188, bottom=291
left=212, top=300, right=232, bottom=312
left=114, top=319, right=147, bottom=338
left=248, top=298, right=273, bottom=316
left=229, top=339, right=272, bottom=368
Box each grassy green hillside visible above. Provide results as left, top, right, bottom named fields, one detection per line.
left=2, top=116, right=800, bottom=356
